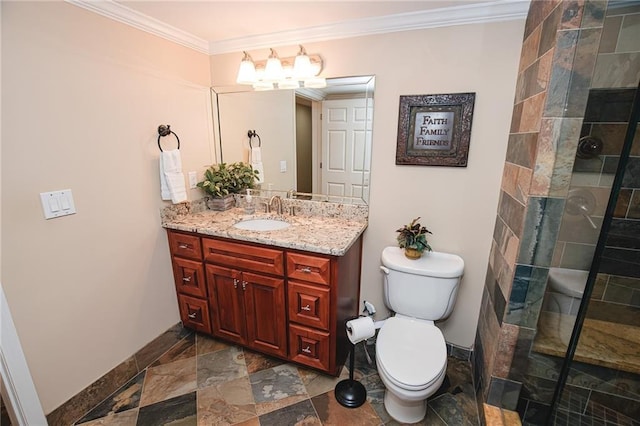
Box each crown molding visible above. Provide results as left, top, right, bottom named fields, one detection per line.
left=209, top=1, right=530, bottom=54
left=66, top=0, right=529, bottom=56
left=65, top=0, right=210, bottom=54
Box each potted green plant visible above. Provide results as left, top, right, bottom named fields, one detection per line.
left=197, top=162, right=259, bottom=211
left=396, top=217, right=432, bottom=259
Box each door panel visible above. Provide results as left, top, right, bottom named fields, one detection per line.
left=206, top=264, right=246, bottom=345
left=322, top=99, right=369, bottom=198
left=243, top=271, right=287, bottom=358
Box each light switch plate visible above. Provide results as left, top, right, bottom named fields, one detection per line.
left=40, top=189, right=76, bottom=219
left=188, top=171, right=198, bottom=189
left=280, top=160, right=287, bottom=172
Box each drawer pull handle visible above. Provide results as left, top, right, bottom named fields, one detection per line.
left=188, top=312, right=197, bottom=319
left=301, top=304, right=311, bottom=311
left=302, top=346, right=312, bottom=354
left=233, top=278, right=239, bottom=289
left=242, top=281, right=247, bottom=291
left=182, top=276, right=191, bottom=282
left=178, top=244, right=190, bottom=249
left=300, top=267, right=312, bottom=273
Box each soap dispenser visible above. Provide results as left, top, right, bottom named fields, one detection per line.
left=244, top=190, right=255, bottom=214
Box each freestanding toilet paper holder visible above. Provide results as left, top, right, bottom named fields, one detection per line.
left=335, top=317, right=368, bottom=408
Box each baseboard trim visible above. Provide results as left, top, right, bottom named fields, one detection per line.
left=46, top=322, right=189, bottom=425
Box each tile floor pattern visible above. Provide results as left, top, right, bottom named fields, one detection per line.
left=71, top=331, right=479, bottom=426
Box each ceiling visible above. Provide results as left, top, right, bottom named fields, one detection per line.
left=71, top=0, right=530, bottom=54
left=118, top=1, right=478, bottom=44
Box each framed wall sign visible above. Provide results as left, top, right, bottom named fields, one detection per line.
left=395, top=92, right=475, bottom=167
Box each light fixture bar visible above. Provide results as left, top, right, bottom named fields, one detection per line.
left=236, top=45, right=324, bottom=90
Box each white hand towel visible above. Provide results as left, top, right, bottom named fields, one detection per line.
left=251, top=147, right=265, bottom=184
left=251, top=146, right=262, bottom=163
left=160, top=149, right=187, bottom=203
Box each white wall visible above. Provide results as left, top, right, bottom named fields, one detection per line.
left=1, top=4, right=524, bottom=414
left=1, top=2, right=211, bottom=413
left=211, top=19, right=524, bottom=347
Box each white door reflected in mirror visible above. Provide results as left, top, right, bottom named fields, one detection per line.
left=211, top=75, right=375, bottom=204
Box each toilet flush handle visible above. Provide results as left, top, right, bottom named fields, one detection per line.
left=380, top=266, right=390, bottom=274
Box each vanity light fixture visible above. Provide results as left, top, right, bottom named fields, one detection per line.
left=236, top=45, right=325, bottom=90
left=236, top=51, right=257, bottom=85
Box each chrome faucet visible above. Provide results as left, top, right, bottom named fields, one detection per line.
left=287, top=189, right=297, bottom=199
left=269, top=195, right=283, bottom=215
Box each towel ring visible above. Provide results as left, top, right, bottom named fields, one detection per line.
left=158, top=124, right=180, bottom=152
left=248, top=130, right=261, bottom=148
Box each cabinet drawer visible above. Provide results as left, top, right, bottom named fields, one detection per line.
left=178, top=294, right=211, bottom=334
left=203, top=238, right=284, bottom=276
left=168, top=231, right=202, bottom=261
left=289, top=324, right=330, bottom=371
left=288, top=281, right=330, bottom=331
left=172, top=257, right=206, bottom=298
left=287, top=253, right=331, bottom=286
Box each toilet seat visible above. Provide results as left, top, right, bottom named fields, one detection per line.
left=376, top=316, right=447, bottom=391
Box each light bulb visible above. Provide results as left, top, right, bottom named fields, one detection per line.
left=304, top=77, right=327, bottom=88
left=278, top=79, right=300, bottom=90
left=252, top=81, right=274, bottom=91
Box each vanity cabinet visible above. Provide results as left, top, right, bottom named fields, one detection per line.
left=167, top=232, right=212, bottom=334
left=205, top=265, right=287, bottom=358
left=166, top=229, right=362, bottom=376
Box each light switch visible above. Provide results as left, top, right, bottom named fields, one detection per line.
left=280, top=160, right=287, bottom=173
left=48, top=197, right=60, bottom=212
left=40, top=189, right=76, bottom=219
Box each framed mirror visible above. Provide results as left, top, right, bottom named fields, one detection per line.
left=211, top=75, right=375, bottom=204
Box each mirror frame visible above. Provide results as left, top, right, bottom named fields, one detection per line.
left=210, top=75, right=375, bottom=204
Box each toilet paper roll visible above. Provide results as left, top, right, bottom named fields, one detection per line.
left=346, top=316, right=376, bottom=344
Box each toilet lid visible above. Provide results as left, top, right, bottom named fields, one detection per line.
left=376, top=317, right=447, bottom=389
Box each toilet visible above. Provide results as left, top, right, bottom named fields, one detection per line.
left=547, top=267, right=588, bottom=314
left=376, top=247, right=464, bottom=424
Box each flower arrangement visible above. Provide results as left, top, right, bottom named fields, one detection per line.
left=396, top=217, right=432, bottom=259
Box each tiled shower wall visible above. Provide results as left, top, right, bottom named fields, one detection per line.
left=473, top=0, right=607, bottom=419
left=475, top=0, right=640, bottom=423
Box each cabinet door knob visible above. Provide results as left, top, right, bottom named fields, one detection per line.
left=233, top=278, right=239, bottom=289
left=242, top=281, right=247, bottom=291
left=182, top=276, right=191, bottom=282
left=188, top=312, right=197, bottom=319
left=302, top=346, right=312, bottom=354
left=300, top=267, right=312, bottom=273
left=178, top=244, right=190, bottom=249
left=301, top=304, right=311, bottom=311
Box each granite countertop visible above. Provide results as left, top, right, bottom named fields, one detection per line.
left=161, top=199, right=368, bottom=256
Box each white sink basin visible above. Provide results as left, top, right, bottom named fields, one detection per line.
left=233, top=218, right=290, bottom=231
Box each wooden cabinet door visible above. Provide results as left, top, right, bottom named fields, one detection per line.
left=288, top=280, right=330, bottom=331
left=177, top=294, right=211, bottom=335
left=289, top=323, right=330, bottom=371
left=243, top=271, right=287, bottom=358
left=172, top=257, right=206, bottom=298
left=206, top=264, right=246, bottom=346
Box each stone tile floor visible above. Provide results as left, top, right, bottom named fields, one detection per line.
left=73, top=331, right=479, bottom=425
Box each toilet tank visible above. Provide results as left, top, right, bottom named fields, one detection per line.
left=381, top=247, right=464, bottom=321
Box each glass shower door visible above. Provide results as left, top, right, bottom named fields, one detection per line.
left=550, top=84, right=640, bottom=425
